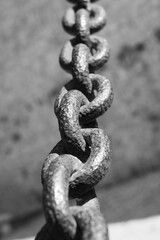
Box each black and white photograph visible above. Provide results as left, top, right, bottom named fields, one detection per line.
left=0, top=0, right=160, bottom=239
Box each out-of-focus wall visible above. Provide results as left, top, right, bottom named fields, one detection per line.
left=0, top=0, right=160, bottom=221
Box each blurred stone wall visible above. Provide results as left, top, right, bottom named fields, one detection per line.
left=0, top=0, right=160, bottom=219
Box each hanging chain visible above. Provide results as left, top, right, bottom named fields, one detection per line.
left=35, top=0, right=113, bottom=239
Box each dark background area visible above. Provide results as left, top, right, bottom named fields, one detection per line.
left=0, top=0, right=160, bottom=239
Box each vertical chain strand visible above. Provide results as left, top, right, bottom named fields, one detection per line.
left=35, top=0, right=113, bottom=239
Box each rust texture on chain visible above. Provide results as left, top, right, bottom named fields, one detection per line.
left=35, top=0, right=113, bottom=239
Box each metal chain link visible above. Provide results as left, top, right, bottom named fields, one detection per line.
left=35, top=0, right=113, bottom=239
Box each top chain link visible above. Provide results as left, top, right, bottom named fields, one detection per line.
left=35, top=0, right=113, bottom=239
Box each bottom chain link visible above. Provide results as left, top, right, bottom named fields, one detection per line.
left=35, top=152, right=109, bottom=240
left=36, top=185, right=108, bottom=240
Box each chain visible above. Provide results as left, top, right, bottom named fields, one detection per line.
left=35, top=0, right=113, bottom=239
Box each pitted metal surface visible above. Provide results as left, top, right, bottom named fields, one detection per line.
left=72, top=44, right=92, bottom=96
left=59, top=36, right=110, bottom=74
left=55, top=74, right=113, bottom=124
left=62, top=4, right=106, bottom=36
left=36, top=0, right=113, bottom=239
left=36, top=190, right=108, bottom=240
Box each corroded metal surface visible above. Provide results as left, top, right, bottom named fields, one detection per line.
left=62, top=4, right=106, bottom=35
left=36, top=0, right=113, bottom=239
left=59, top=36, right=110, bottom=73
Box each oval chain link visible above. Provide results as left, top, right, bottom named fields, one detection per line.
left=62, top=4, right=106, bottom=36
left=35, top=0, right=113, bottom=239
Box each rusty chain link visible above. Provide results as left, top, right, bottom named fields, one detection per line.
left=35, top=0, right=113, bottom=239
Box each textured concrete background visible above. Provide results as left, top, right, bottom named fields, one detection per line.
left=0, top=0, right=160, bottom=237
